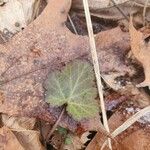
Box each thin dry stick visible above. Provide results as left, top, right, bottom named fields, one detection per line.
left=110, top=0, right=129, bottom=21
left=46, top=107, right=65, bottom=141
left=82, top=0, right=112, bottom=149
left=143, top=0, right=149, bottom=26
left=68, top=15, right=78, bottom=34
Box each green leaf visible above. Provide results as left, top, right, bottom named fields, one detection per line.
left=65, top=136, right=72, bottom=145
left=45, top=60, right=99, bottom=120
left=57, top=126, right=67, bottom=135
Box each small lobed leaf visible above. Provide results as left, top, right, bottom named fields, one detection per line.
left=45, top=60, right=99, bottom=121
left=57, top=126, right=67, bottom=135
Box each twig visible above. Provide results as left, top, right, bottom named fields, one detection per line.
left=82, top=0, right=112, bottom=149
left=46, top=106, right=66, bottom=141
left=38, top=120, right=47, bottom=148
left=110, top=0, right=129, bottom=21
left=68, top=14, right=78, bottom=34
left=143, top=0, right=149, bottom=26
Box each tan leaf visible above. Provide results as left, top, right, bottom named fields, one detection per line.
left=0, top=0, right=132, bottom=131
left=0, top=126, right=24, bottom=150
left=2, top=114, right=36, bottom=130
left=2, top=115, right=44, bottom=150
left=63, top=133, right=85, bottom=150
left=129, top=17, right=150, bottom=87
left=72, top=0, right=150, bottom=26
left=13, top=130, right=44, bottom=150
left=86, top=107, right=150, bottom=150
left=0, top=0, right=41, bottom=34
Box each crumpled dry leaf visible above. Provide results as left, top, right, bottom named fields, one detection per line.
left=129, top=18, right=150, bottom=87
left=0, top=126, right=24, bottom=150
left=2, top=114, right=36, bottom=130
left=72, top=0, right=150, bottom=28
left=72, top=0, right=128, bottom=10
left=86, top=108, right=150, bottom=150
left=13, top=130, right=44, bottom=150
left=0, top=0, right=133, bottom=131
left=2, top=114, right=44, bottom=150
left=50, top=129, right=65, bottom=149
left=0, top=0, right=41, bottom=34
left=63, top=133, right=85, bottom=150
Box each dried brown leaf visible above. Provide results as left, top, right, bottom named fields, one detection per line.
left=86, top=107, right=150, bottom=150
left=72, top=0, right=150, bottom=27
left=0, top=126, right=24, bottom=150
left=13, top=130, right=44, bottom=150
left=0, top=0, right=132, bottom=131
left=63, top=133, right=85, bottom=150
left=0, top=0, right=41, bottom=34
left=129, top=17, right=150, bottom=87
left=2, top=114, right=36, bottom=130
left=2, top=115, right=44, bottom=150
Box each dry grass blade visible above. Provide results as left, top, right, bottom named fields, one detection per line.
left=68, top=15, right=78, bottom=34
left=82, top=0, right=112, bottom=149
left=110, top=0, right=129, bottom=21
left=101, top=105, right=150, bottom=150
left=143, top=0, right=149, bottom=26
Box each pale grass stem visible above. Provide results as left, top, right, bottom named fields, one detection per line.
left=82, top=0, right=112, bottom=149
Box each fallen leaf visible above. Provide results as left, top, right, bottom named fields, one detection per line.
left=63, top=133, right=85, bottom=150
left=2, top=115, right=44, bottom=150
left=80, top=131, right=90, bottom=145
left=0, top=0, right=41, bottom=34
left=72, top=0, right=150, bottom=27
left=0, top=0, right=132, bottom=131
left=50, top=130, right=65, bottom=149
left=0, top=126, right=24, bottom=150
left=72, top=0, right=128, bottom=10
left=129, top=17, right=150, bottom=87
left=13, top=130, right=44, bottom=150
left=2, top=114, right=36, bottom=130
left=86, top=105, right=150, bottom=150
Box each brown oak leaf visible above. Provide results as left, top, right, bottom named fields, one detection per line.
left=0, top=0, right=132, bottom=131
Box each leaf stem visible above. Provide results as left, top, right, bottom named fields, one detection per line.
left=46, top=106, right=66, bottom=141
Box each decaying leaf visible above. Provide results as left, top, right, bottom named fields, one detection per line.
left=45, top=60, right=99, bottom=120
left=0, top=0, right=134, bottom=131
left=63, top=133, right=85, bottom=150
left=2, top=114, right=36, bottom=130
left=86, top=107, right=150, bottom=150
left=72, top=0, right=150, bottom=28
left=50, top=129, right=65, bottom=149
left=129, top=18, right=150, bottom=87
left=13, top=130, right=44, bottom=150
left=0, top=126, right=24, bottom=150
left=0, top=0, right=41, bottom=34
left=2, top=114, right=44, bottom=150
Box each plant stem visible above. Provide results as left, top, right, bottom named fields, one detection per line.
left=46, top=106, right=66, bottom=141
left=68, top=14, right=78, bottom=34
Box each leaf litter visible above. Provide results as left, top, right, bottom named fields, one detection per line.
left=0, top=0, right=149, bottom=149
